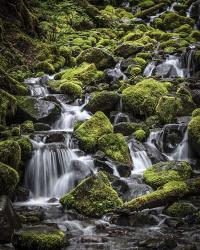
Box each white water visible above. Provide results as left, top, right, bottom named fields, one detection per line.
left=107, top=61, right=127, bottom=81
left=143, top=61, right=156, bottom=77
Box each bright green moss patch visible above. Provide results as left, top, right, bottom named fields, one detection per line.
left=192, top=108, right=200, bottom=118
left=0, top=140, right=21, bottom=170
left=188, top=115, right=200, bottom=156
left=17, top=137, right=33, bottom=162
left=143, top=161, right=192, bottom=189
left=165, top=201, right=196, bottom=217
left=12, top=230, right=65, bottom=250
left=60, top=82, right=82, bottom=100
left=60, top=171, right=123, bottom=217
left=133, top=129, right=146, bottom=142
left=74, top=111, right=113, bottom=152
left=122, top=79, right=170, bottom=117
left=0, top=162, right=19, bottom=196
left=20, top=120, right=34, bottom=134
left=123, top=181, right=189, bottom=211
left=98, top=133, right=131, bottom=165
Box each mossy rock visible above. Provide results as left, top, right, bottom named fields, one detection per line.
left=122, top=79, right=170, bottom=117
left=20, top=120, right=34, bottom=134
left=114, top=122, right=150, bottom=136
left=165, top=201, right=196, bottom=218
left=123, top=181, right=189, bottom=211
left=188, top=115, right=200, bottom=157
left=133, top=129, right=146, bottom=142
left=60, top=171, right=123, bottom=217
left=34, top=123, right=51, bottom=131
left=143, top=161, right=192, bottom=189
left=16, top=96, right=61, bottom=123
left=60, top=82, right=82, bottom=101
left=76, top=47, right=115, bottom=70
left=0, top=140, right=21, bottom=170
left=86, top=91, right=119, bottom=113
left=0, top=162, right=19, bottom=196
left=74, top=111, right=113, bottom=152
left=98, top=133, right=131, bottom=166
left=156, top=96, right=183, bottom=124
left=0, top=89, right=17, bottom=125
left=35, top=61, right=55, bottom=74
left=17, top=137, right=33, bottom=162
left=12, top=229, right=65, bottom=250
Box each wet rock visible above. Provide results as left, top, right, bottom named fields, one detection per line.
left=156, top=63, right=179, bottom=78
left=17, top=207, right=45, bottom=224
left=191, top=89, right=200, bottom=106
left=108, top=210, right=158, bottom=227
left=47, top=198, right=58, bottom=203
left=0, top=196, right=21, bottom=243
left=15, top=187, right=30, bottom=202
left=45, top=133, right=65, bottom=143
left=114, top=122, right=149, bottom=136
left=34, top=123, right=51, bottom=131
left=145, top=143, right=168, bottom=164
left=16, top=96, right=61, bottom=123
left=138, top=235, right=177, bottom=249
left=78, top=235, right=108, bottom=243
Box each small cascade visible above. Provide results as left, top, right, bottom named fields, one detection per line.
left=113, top=95, right=130, bottom=124
left=106, top=61, right=127, bottom=81
left=143, top=61, right=156, bottom=77
left=52, top=96, right=90, bottom=131
left=24, top=76, right=49, bottom=97
left=129, top=139, right=152, bottom=174
left=182, top=46, right=198, bottom=77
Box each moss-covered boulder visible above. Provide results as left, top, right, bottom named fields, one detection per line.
left=188, top=115, right=200, bottom=157
left=156, top=96, right=183, bottom=124
left=123, top=181, right=189, bottom=211
left=143, top=161, right=192, bottom=189
left=20, top=120, right=34, bottom=134
left=17, top=137, right=33, bottom=162
left=60, top=171, right=123, bottom=217
left=165, top=201, right=196, bottom=218
left=0, top=162, right=19, bottom=196
left=0, top=89, right=17, bottom=125
left=0, top=140, right=21, bottom=169
left=122, top=79, right=170, bottom=117
left=133, top=129, right=146, bottom=142
left=114, top=122, right=149, bottom=136
left=60, top=81, right=82, bottom=100
left=98, top=133, right=132, bottom=166
left=12, top=228, right=65, bottom=250
left=86, top=91, right=119, bottom=113
left=16, top=96, right=61, bottom=123
left=76, top=47, right=115, bottom=70
left=74, top=111, right=113, bottom=152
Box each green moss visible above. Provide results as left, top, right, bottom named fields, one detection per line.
left=166, top=201, right=196, bottom=217
left=0, top=89, right=17, bottom=125
left=60, top=82, right=82, bottom=100
left=133, top=129, right=146, bottom=141
left=161, top=12, right=194, bottom=30
left=122, top=79, right=170, bottom=117
left=74, top=111, right=113, bottom=152
left=60, top=171, right=123, bottom=217
left=143, top=161, right=192, bottom=189
left=17, top=137, right=33, bottom=162
left=156, top=96, right=183, bottom=124
left=129, top=66, right=142, bottom=77
left=0, top=162, right=19, bottom=196
left=86, top=91, right=119, bottom=113
left=114, top=122, right=149, bottom=136
left=98, top=133, right=131, bottom=165
left=12, top=230, right=65, bottom=250
left=192, top=108, right=200, bottom=118
left=134, top=3, right=167, bottom=18
left=138, top=0, right=155, bottom=9
left=188, top=115, right=200, bottom=156
left=132, top=57, right=147, bottom=69
left=76, top=47, right=115, bottom=70
left=11, top=126, right=21, bottom=136
left=123, top=181, right=189, bottom=211
left=20, top=120, right=34, bottom=134
left=35, top=61, right=55, bottom=74
left=0, top=140, right=21, bottom=170
left=58, top=46, right=74, bottom=67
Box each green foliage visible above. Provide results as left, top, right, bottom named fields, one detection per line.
left=166, top=201, right=196, bottom=217
left=133, top=129, right=146, bottom=141
left=60, top=171, right=123, bottom=217
left=74, top=111, right=113, bottom=152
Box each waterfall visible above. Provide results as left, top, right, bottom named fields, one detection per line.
left=106, top=61, right=127, bottom=81
left=24, top=76, right=49, bottom=97
left=129, top=139, right=152, bottom=174
left=182, top=46, right=198, bottom=77
left=143, top=61, right=156, bottom=77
